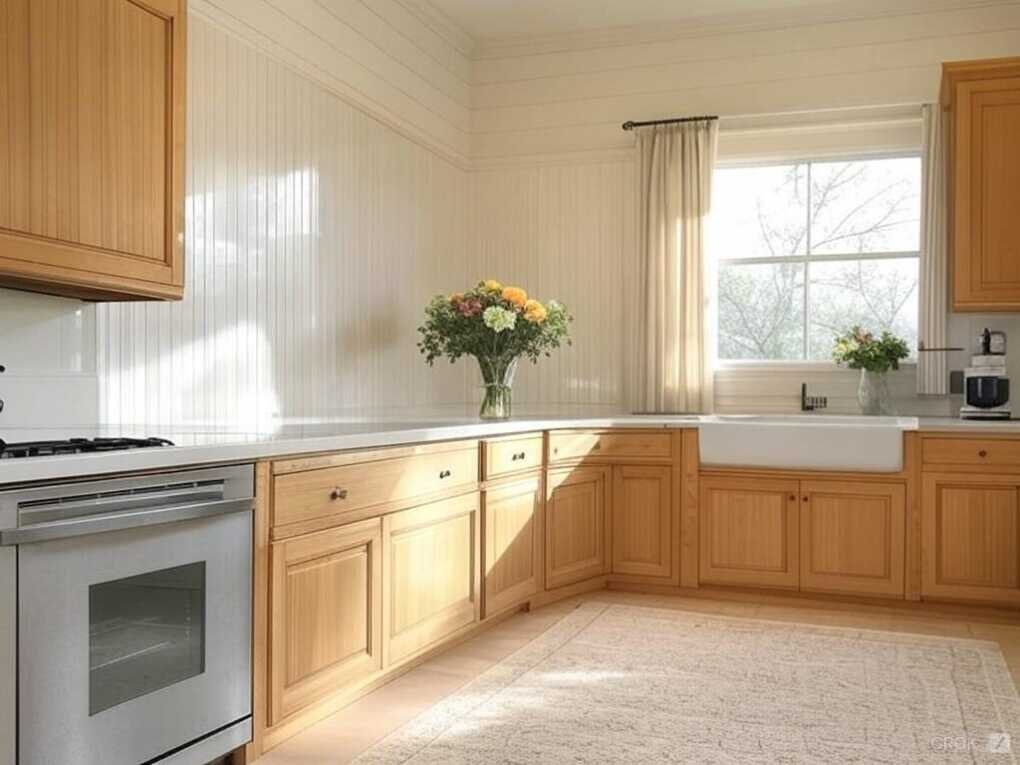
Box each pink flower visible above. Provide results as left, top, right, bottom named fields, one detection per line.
left=458, top=298, right=482, bottom=317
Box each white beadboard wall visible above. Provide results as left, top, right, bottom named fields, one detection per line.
left=95, top=16, right=472, bottom=428
left=467, top=0, right=1020, bottom=414
left=469, top=159, right=636, bottom=409
left=4, top=2, right=1020, bottom=428
left=469, top=0, right=1020, bottom=159
left=192, top=0, right=473, bottom=164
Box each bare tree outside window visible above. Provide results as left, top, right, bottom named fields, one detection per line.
left=710, top=156, right=921, bottom=361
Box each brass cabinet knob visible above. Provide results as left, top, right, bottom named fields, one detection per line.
left=789, top=494, right=796, bottom=501
left=330, top=488, right=348, bottom=501
left=979, top=450, right=988, bottom=457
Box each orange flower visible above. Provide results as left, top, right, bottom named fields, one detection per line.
left=502, top=286, right=528, bottom=308
left=523, top=299, right=547, bottom=323
left=449, top=292, right=464, bottom=304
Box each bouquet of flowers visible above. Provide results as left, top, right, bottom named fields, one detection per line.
left=832, top=325, right=910, bottom=415
left=418, top=280, right=572, bottom=418
left=831, top=326, right=910, bottom=373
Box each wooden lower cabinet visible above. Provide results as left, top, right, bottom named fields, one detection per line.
left=545, top=465, right=611, bottom=589
left=483, top=475, right=542, bottom=617
left=268, top=517, right=383, bottom=725
left=799, top=480, right=906, bottom=597
left=922, top=473, right=1020, bottom=605
left=612, top=465, right=674, bottom=580
left=699, top=476, right=799, bottom=589
left=384, top=492, right=481, bottom=666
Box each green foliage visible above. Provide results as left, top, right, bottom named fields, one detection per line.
left=417, top=281, right=572, bottom=371
left=831, top=325, right=910, bottom=373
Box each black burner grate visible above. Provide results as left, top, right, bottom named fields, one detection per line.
left=0, top=437, right=174, bottom=459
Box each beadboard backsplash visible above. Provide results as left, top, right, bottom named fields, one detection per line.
left=93, top=16, right=476, bottom=428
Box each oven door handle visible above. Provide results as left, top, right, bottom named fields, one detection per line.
left=0, top=497, right=253, bottom=545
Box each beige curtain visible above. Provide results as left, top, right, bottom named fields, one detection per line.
left=634, top=120, right=719, bottom=413
left=917, top=103, right=949, bottom=395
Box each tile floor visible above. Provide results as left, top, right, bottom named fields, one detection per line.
left=256, top=590, right=1020, bottom=764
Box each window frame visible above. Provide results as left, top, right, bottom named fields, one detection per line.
left=711, top=149, right=922, bottom=370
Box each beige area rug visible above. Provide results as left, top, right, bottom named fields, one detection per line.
left=355, top=602, right=1020, bottom=764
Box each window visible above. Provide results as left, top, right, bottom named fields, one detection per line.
left=710, top=156, right=921, bottom=362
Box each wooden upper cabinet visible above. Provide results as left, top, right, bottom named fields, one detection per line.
left=0, top=0, right=186, bottom=300
left=943, top=58, right=1020, bottom=311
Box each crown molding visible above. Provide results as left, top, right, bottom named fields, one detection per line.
left=470, top=0, right=1011, bottom=60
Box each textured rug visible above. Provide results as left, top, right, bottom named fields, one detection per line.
left=355, top=602, right=1020, bottom=764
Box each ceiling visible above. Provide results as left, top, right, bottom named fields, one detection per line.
left=424, top=0, right=845, bottom=42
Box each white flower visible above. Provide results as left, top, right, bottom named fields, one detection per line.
left=483, top=306, right=517, bottom=333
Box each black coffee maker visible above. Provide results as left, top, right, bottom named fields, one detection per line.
left=961, top=328, right=1010, bottom=420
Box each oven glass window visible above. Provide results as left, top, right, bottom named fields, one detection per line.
left=89, top=561, right=206, bottom=715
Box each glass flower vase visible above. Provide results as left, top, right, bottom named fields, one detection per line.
left=857, top=369, right=894, bottom=416
left=477, top=356, right=519, bottom=420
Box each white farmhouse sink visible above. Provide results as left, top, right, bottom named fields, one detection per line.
left=698, top=415, right=918, bottom=472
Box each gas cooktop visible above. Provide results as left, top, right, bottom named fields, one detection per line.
left=0, top=437, right=174, bottom=459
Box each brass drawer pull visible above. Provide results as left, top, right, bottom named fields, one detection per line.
left=511, top=451, right=527, bottom=461
left=330, top=488, right=348, bottom=501
left=439, top=469, right=452, bottom=479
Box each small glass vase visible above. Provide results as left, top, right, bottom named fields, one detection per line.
left=857, top=368, right=894, bottom=416
left=477, top=356, right=518, bottom=420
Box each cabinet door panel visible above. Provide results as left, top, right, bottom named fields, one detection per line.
left=699, top=476, right=799, bottom=589
left=800, top=480, right=905, bottom=597
left=0, top=0, right=185, bottom=299
left=385, top=493, right=480, bottom=666
left=612, top=465, right=673, bottom=579
left=269, top=517, right=382, bottom=725
left=545, top=465, right=610, bottom=589
left=483, top=476, right=542, bottom=617
left=923, top=475, right=1020, bottom=604
left=945, top=61, right=1020, bottom=310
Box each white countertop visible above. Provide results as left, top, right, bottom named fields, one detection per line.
left=0, top=413, right=1016, bottom=486
left=0, top=414, right=699, bottom=485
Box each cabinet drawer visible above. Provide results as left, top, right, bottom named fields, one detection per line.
left=923, top=438, right=1020, bottom=468
left=483, top=435, right=544, bottom=480
left=548, top=430, right=672, bottom=462
left=273, top=445, right=479, bottom=529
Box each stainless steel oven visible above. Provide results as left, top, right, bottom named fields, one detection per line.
left=0, top=464, right=254, bottom=765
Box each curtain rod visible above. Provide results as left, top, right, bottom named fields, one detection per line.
left=622, top=115, right=718, bottom=131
